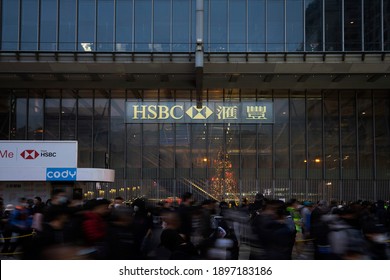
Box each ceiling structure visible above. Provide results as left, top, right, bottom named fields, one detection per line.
left=0, top=51, right=389, bottom=91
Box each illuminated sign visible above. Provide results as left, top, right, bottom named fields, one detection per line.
left=125, top=101, right=273, bottom=123
left=46, top=168, right=77, bottom=181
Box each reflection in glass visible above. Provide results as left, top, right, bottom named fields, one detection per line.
left=385, top=0, right=390, bottom=50
left=60, top=91, right=76, bottom=140
left=127, top=124, right=142, bottom=179
left=325, top=0, right=342, bottom=51
left=134, top=0, right=152, bottom=51
left=110, top=91, right=125, bottom=177
left=97, top=0, right=114, bottom=51
left=44, top=91, right=60, bottom=140
left=229, top=0, right=246, bottom=52
left=344, top=0, right=362, bottom=51
left=94, top=92, right=109, bottom=168
left=291, top=95, right=306, bottom=178
left=40, top=0, right=57, bottom=50
left=14, top=92, right=28, bottom=140
left=248, top=0, right=265, bottom=51
left=176, top=124, right=191, bottom=178
left=28, top=92, right=43, bottom=140
left=241, top=125, right=257, bottom=179
left=116, top=0, right=133, bottom=51
left=1, top=0, right=19, bottom=50
left=340, top=91, right=357, bottom=179
left=358, top=91, right=373, bottom=179
left=160, top=124, right=175, bottom=178
left=210, top=0, right=227, bottom=52
left=173, top=0, right=190, bottom=52
left=364, top=0, right=382, bottom=50
left=375, top=92, right=390, bottom=179
left=78, top=91, right=93, bottom=167
left=287, top=0, right=304, bottom=51
left=193, top=124, right=208, bottom=178
left=258, top=124, right=272, bottom=179
left=324, top=91, right=340, bottom=179
left=0, top=93, right=10, bottom=139
left=142, top=124, right=158, bottom=178
left=305, top=0, right=323, bottom=51
left=78, top=0, right=95, bottom=51
left=267, top=0, right=284, bottom=51
left=59, top=0, right=76, bottom=50
left=307, top=92, right=323, bottom=179
left=154, top=0, right=170, bottom=52
left=274, top=98, right=289, bottom=179
left=21, top=0, right=38, bottom=50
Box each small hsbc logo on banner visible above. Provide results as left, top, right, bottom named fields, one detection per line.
left=20, top=150, right=39, bottom=160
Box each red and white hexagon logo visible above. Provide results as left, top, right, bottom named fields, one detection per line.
left=20, top=150, right=39, bottom=160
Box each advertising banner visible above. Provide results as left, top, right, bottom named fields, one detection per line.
left=0, top=141, right=78, bottom=168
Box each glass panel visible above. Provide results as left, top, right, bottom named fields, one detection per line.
left=202, top=0, right=209, bottom=51
left=60, top=90, right=76, bottom=140
left=226, top=124, right=240, bottom=198
left=364, top=0, right=382, bottom=50
left=248, top=0, right=266, bottom=52
left=305, top=0, right=323, bottom=51
left=385, top=0, right=390, bottom=50
left=12, top=91, right=28, bottom=140
left=154, top=0, right=170, bottom=52
left=176, top=123, right=191, bottom=178
left=78, top=91, right=93, bottom=167
left=78, top=0, right=95, bottom=51
left=340, top=91, right=357, bottom=179
left=374, top=91, right=390, bottom=179
left=241, top=125, right=257, bottom=179
left=97, top=0, right=114, bottom=51
left=229, top=0, right=246, bottom=52
left=59, top=0, right=76, bottom=50
left=274, top=97, right=289, bottom=178
left=143, top=124, right=159, bottom=179
left=116, top=0, right=133, bottom=51
left=344, top=0, right=362, bottom=51
left=0, top=92, right=10, bottom=139
left=40, top=0, right=57, bottom=50
left=134, top=0, right=152, bottom=51
left=325, top=0, right=342, bottom=51
left=27, top=91, right=43, bottom=140
left=307, top=91, right=323, bottom=179
left=286, top=0, right=304, bottom=51
left=127, top=124, right=142, bottom=179
left=44, top=90, right=61, bottom=140
left=21, top=0, right=38, bottom=50
left=267, top=0, right=284, bottom=51
left=93, top=92, right=109, bottom=168
left=193, top=124, right=208, bottom=178
left=110, top=90, right=125, bottom=177
left=357, top=91, right=374, bottom=179
left=324, top=91, right=340, bottom=179
left=258, top=124, right=272, bottom=178
left=1, top=0, right=19, bottom=50
left=160, top=124, right=174, bottom=178
left=291, top=94, right=306, bottom=178
left=173, top=0, right=190, bottom=52
left=210, top=0, right=227, bottom=52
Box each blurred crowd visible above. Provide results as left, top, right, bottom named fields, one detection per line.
left=0, top=191, right=389, bottom=260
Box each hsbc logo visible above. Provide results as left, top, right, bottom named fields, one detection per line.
left=20, top=150, right=39, bottom=160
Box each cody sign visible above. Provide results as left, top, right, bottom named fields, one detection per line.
left=0, top=141, right=77, bottom=168
left=46, top=168, right=77, bottom=181
left=126, top=101, right=274, bottom=124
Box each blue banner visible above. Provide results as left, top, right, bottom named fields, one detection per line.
left=46, top=168, right=77, bottom=181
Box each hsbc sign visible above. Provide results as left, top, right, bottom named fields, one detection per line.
left=20, top=150, right=40, bottom=160
left=0, top=141, right=77, bottom=168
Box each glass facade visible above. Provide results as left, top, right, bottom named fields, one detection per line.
left=0, top=0, right=389, bottom=204
left=2, top=0, right=390, bottom=52
left=1, top=89, right=389, bottom=202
